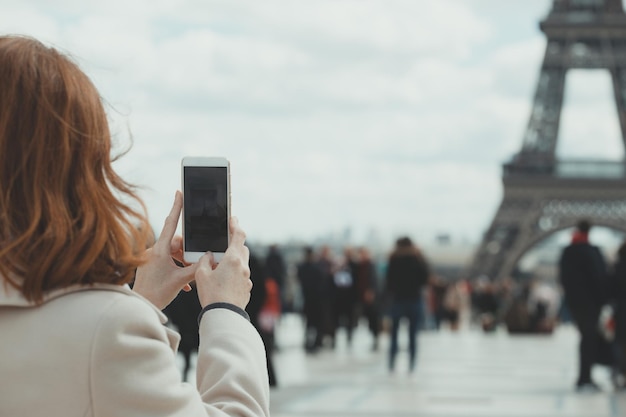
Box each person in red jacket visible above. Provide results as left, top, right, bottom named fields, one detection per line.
left=559, top=219, right=608, bottom=391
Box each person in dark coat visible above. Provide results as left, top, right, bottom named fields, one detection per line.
left=330, top=247, right=359, bottom=348
left=429, top=275, right=448, bottom=331
left=559, top=219, right=608, bottom=391
left=297, top=246, right=326, bottom=352
left=474, top=280, right=500, bottom=332
left=609, top=241, right=626, bottom=388
left=384, top=236, right=430, bottom=373
left=316, top=245, right=337, bottom=347
left=265, top=244, right=288, bottom=312
left=355, top=246, right=382, bottom=350
left=246, top=253, right=277, bottom=387
left=162, top=283, right=201, bottom=382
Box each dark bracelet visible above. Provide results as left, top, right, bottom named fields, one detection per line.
left=198, top=302, right=250, bottom=326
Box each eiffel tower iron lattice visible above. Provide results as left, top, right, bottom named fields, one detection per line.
left=466, top=0, right=626, bottom=281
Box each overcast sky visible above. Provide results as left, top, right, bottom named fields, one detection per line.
left=2, top=0, right=625, bottom=249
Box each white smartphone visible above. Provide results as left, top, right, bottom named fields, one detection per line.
left=181, top=156, right=230, bottom=263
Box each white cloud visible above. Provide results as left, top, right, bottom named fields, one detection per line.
left=7, top=0, right=610, bottom=249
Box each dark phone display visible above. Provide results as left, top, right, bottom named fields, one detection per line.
left=183, top=166, right=229, bottom=253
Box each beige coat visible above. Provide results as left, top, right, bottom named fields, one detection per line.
left=0, top=282, right=270, bottom=417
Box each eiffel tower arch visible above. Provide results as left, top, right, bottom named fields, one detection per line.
left=466, top=0, right=626, bottom=281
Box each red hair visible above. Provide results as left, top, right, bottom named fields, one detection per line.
left=0, top=35, right=152, bottom=303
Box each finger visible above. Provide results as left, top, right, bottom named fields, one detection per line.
left=229, top=216, right=238, bottom=235
left=155, top=191, right=183, bottom=250
left=196, top=251, right=218, bottom=270
left=170, top=235, right=183, bottom=254
left=197, top=252, right=214, bottom=272
left=170, top=237, right=189, bottom=266
left=228, top=217, right=246, bottom=248
left=241, top=245, right=250, bottom=271
left=206, top=252, right=218, bottom=270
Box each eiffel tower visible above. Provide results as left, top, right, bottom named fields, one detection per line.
left=466, top=0, right=626, bottom=281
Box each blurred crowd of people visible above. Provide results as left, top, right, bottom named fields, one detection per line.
left=296, top=244, right=382, bottom=353
left=161, top=238, right=573, bottom=383
left=163, top=221, right=626, bottom=392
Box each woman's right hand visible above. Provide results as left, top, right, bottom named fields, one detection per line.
left=195, top=217, right=252, bottom=310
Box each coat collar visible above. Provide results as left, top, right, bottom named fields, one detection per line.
left=0, top=280, right=168, bottom=324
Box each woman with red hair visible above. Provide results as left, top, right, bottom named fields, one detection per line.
left=0, top=35, right=269, bottom=417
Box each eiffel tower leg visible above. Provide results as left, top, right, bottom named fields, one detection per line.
left=466, top=192, right=532, bottom=281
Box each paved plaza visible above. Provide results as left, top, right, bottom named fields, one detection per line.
left=266, top=314, right=625, bottom=417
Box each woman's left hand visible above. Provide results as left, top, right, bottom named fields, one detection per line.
left=133, top=191, right=198, bottom=310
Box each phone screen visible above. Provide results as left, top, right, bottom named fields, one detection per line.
left=183, top=166, right=229, bottom=254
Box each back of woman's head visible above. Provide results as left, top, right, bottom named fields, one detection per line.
left=0, top=35, right=152, bottom=302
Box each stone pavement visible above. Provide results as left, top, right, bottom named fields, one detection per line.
left=267, top=314, right=625, bottom=417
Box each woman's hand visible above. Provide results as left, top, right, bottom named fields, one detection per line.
left=195, top=217, right=252, bottom=309
left=133, top=191, right=197, bottom=310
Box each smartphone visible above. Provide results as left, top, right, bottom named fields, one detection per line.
left=181, top=156, right=230, bottom=263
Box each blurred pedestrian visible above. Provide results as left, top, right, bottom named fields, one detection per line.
left=442, top=279, right=463, bottom=331
left=527, top=278, right=561, bottom=333
left=297, top=247, right=325, bottom=352
left=429, top=275, right=448, bottom=330
left=473, top=279, right=500, bottom=332
left=247, top=253, right=278, bottom=387
left=163, top=282, right=202, bottom=381
left=559, top=219, right=608, bottom=391
left=265, top=244, right=289, bottom=312
left=503, top=280, right=533, bottom=334
left=330, top=247, right=359, bottom=347
left=317, top=245, right=337, bottom=347
left=384, top=236, right=430, bottom=373
left=609, top=240, right=626, bottom=388
left=355, top=246, right=382, bottom=350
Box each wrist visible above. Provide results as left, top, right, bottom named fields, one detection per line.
left=198, top=302, right=250, bottom=325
